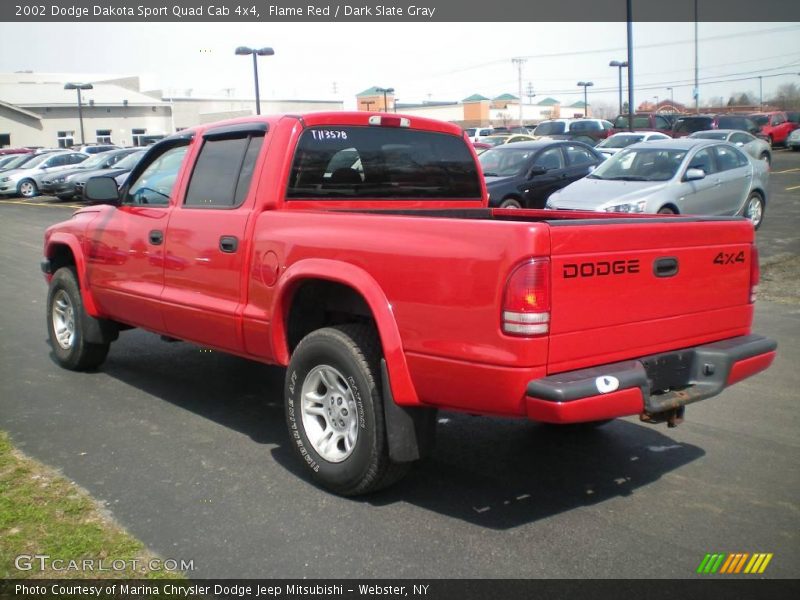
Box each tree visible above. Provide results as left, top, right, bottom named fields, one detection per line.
left=769, top=83, right=800, bottom=110
left=589, top=99, right=616, bottom=120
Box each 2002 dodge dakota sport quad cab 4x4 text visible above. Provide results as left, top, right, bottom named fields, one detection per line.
left=42, top=111, right=777, bottom=495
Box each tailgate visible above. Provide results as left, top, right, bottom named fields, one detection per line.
left=546, top=217, right=756, bottom=374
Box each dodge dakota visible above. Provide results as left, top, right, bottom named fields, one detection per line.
left=42, top=112, right=777, bottom=495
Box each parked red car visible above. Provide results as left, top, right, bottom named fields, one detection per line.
left=610, top=113, right=679, bottom=137
left=42, top=112, right=776, bottom=494
left=0, top=147, right=33, bottom=155
left=748, top=111, right=798, bottom=146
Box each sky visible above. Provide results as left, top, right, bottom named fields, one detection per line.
left=0, top=21, right=798, bottom=111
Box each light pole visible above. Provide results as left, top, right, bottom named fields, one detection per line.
left=653, top=95, right=659, bottom=111
left=577, top=81, right=593, bottom=117
left=64, top=82, right=93, bottom=145
left=626, top=0, right=635, bottom=131
left=375, top=87, right=394, bottom=112
left=758, top=76, right=763, bottom=110
left=609, top=60, right=628, bottom=117
left=235, top=46, right=274, bottom=115
left=667, top=87, right=674, bottom=108
left=360, top=100, right=375, bottom=111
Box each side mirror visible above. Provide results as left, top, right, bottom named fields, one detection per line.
left=684, top=168, right=706, bottom=181
left=736, top=142, right=744, bottom=147
left=84, top=176, right=120, bottom=205
left=587, top=164, right=597, bottom=172
left=529, top=165, right=547, bottom=177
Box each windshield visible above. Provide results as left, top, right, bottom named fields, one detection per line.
left=674, top=118, right=712, bottom=134
left=613, top=115, right=651, bottom=129
left=692, top=131, right=728, bottom=140
left=589, top=147, right=687, bottom=182
left=2, top=154, right=35, bottom=169
left=750, top=115, right=768, bottom=126
left=114, top=151, right=146, bottom=170
left=464, top=128, right=476, bottom=137
left=598, top=134, right=645, bottom=148
left=534, top=122, right=566, bottom=136
left=482, top=136, right=509, bottom=147
left=479, top=147, right=535, bottom=177
left=717, top=116, right=752, bottom=130
left=17, top=153, right=53, bottom=169
left=80, top=153, right=109, bottom=169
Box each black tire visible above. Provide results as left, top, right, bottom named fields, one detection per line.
left=499, top=198, right=522, bottom=209
left=17, top=179, right=38, bottom=198
left=47, top=267, right=110, bottom=370
left=284, top=324, right=410, bottom=496
left=743, top=192, right=765, bottom=230
left=657, top=206, right=676, bottom=215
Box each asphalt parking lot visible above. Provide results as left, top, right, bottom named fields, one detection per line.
left=0, top=149, right=798, bottom=579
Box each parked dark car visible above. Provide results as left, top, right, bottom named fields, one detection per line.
left=672, top=114, right=761, bottom=138
left=40, top=148, right=142, bottom=199
left=479, top=140, right=604, bottom=208
left=73, top=149, right=146, bottom=198
left=534, top=118, right=613, bottom=146
left=610, top=112, right=679, bottom=136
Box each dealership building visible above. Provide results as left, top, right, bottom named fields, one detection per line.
left=0, top=72, right=343, bottom=149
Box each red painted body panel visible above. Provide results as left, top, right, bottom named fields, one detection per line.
left=42, top=111, right=775, bottom=421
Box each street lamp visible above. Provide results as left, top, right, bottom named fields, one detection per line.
left=375, top=87, right=394, bottom=112
left=653, top=95, right=659, bottom=111
left=577, top=81, right=593, bottom=117
left=360, top=100, right=375, bottom=112
left=609, top=60, right=628, bottom=116
left=758, top=75, right=763, bottom=110
left=235, top=46, right=275, bottom=115
left=64, top=82, right=93, bottom=145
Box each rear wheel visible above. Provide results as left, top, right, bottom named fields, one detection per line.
left=743, top=192, right=765, bottom=230
left=657, top=206, right=676, bottom=215
left=18, top=179, right=38, bottom=198
left=47, top=267, right=110, bottom=370
left=285, top=324, right=410, bottom=495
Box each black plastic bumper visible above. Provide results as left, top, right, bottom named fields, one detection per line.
left=526, top=334, right=777, bottom=415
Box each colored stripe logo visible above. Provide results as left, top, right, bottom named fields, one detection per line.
left=696, top=553, right=773, bottom=574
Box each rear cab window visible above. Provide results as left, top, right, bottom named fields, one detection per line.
left=287, top=126, right=481, bottom=200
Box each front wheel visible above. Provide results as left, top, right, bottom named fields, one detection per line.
left=743, top=192, right=765, bottom=230
left=47, top=267, right=110, bottom=370
left=18, top=179, right=38, bottom=198
left=285, top=324, right=410, bottom=495
left=657, top=206, right=676, bottom=215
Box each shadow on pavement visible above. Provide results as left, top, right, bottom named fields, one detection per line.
left=91, top=329, right=704, bottom=530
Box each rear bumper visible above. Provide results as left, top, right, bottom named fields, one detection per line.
left=525, top=334, right=777, bottom=423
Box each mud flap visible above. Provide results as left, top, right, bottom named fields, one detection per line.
left=381, top=359, right=437, bottom=463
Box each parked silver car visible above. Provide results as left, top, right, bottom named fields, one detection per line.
left=545, top=138, right=770, bottom=229
left=594, top=130, right=671, bottom=157
left=689, top=129, right=772, bottom=166
left=0, top=151, right=88, bottom=198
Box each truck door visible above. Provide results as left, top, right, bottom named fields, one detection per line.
left=85, top=138, right=192, bottom=332
left=161, top=123, right=266, bottom=352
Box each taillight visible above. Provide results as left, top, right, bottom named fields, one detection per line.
left=750, top=244, right=759, bottom=303
left=502, top=258, right=550, bottom=336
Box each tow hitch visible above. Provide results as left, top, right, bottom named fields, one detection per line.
left=641, top=405, right=685, bottom=428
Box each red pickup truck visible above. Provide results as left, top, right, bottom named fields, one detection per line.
left=42, top=112, right=776, bottom=495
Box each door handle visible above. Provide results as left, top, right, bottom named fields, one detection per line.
left=654, top=257, right=679, bottom=278
left=149, top=230, right=163, bottom=245
left=219, top=236, right=238, bottom=253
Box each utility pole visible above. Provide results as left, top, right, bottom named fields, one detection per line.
left=332, top=81, right=338, bottom=95
left=758, top=76, right=763, bottom=110
left=512, top=57, right=526, bottom=128
left=694, top=0, right=699, bottom=113
left=361, top=100, right=375, bottom=111
left=626, top=0, right=634, bottom=132
left=526, top=81, right=535, bottom=104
